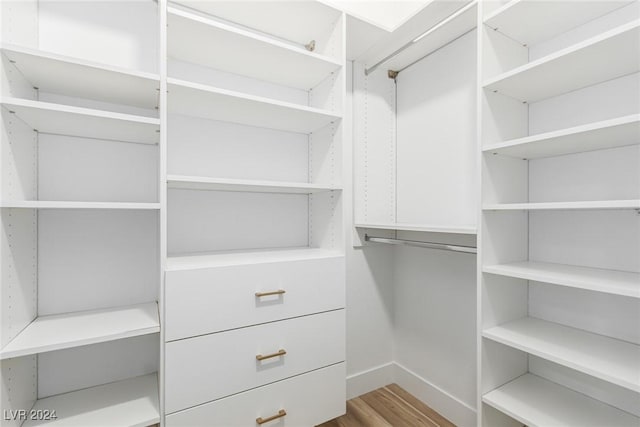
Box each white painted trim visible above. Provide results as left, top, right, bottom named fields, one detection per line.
left=346, top=362, right=394, bottom=400
left=346, top=361, right=477, bottom=426
left=394, top=363, right=477, bottom=427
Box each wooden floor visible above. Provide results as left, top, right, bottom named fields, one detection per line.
left=318, top=384, right=456, bottom=427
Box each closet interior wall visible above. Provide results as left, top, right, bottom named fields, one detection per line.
left=350, top=19, right=479, bottom=427
left=1, top=1, right=161, bottom=426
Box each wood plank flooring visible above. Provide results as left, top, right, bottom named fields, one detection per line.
left=318, top=384, right=456, bottom=427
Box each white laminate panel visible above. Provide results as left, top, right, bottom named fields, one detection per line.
left=165, top=310, right=345, bottom=413
left=165, top=256, right=345, bottom=341
left=166, top=363, right=345, bottom=426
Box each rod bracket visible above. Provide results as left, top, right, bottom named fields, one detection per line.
left=388, top=70, right=399, bottom=80
left=305, top=40, right=316, bottom=52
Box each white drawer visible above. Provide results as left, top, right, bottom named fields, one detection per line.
left=166, top=362, right=346, bottom=427
left=165, top=309, right=345, bottom=414
left=165, top=255, right=344, bottom=341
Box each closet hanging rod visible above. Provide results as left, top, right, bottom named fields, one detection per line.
left=365, top=234, right=477, bottom=254
left=364, top=0, right=477, bottom=76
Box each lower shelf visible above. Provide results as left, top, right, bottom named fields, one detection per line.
left=166, top=246, right=343, bottom=271
left=0, top=201, right=161, bottom=210
left=355, top=222, right=476, bottom=235
left=483, top=373, right=640, bottom=427
left=23, top=373, right=159, bottom=427
left=483, top=317, right=640, bottom=392
left=0, top=302, right=160, bottom=360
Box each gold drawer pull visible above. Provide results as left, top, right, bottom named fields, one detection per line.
left=256, top=409, right=287, bottom=425
left=255, top=290, right=286, bottom=297
left=256, top=349, right=286, bottom=361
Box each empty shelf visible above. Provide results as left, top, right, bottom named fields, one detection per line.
left=483, top=21, right=640, bottom=102
left=483, top=317, right=640, bottom=392
left=1, top=98, right=160, bottom=144
left=167, top=78, right=341, bottom=134
left=483, top=200, right=640, bottom=211
left=0, top=201, right=160, bottom=210
left=355, top=222, right=477, bottom=235
left=484, top=261, right=640, bottom=298
left=23, top=373, right=159, bottom=427
left=0, top=302, right=159, bottom=360
left=483, top=114, right=640, bottom=159
left=483, top=373, right=640, bottom=427
left=1, top=44, right=159, bottom=109
left=484, top=0, right=634, bottom=46
left=167, top=175, right=340, bottom=193
left=166, top=247, right=343, bottom=271
left=171, top=0, right=342, bottom=49
left=168, top=7, right=341, bottom=90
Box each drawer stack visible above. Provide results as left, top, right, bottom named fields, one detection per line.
left=164, top=252, right=346, bottom=426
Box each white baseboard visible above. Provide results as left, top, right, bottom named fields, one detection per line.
left=393, top=362, right=477, bottom=427
left=346, top=362, right=394, bottom=400
left=346, top=362, right=477, bottom=426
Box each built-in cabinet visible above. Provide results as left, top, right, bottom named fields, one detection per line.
left=1, top=1, right=638, bottom=426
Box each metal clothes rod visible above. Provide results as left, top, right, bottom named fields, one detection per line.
left=365, top=235, right=477, bottom=254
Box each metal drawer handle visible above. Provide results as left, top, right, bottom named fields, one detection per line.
left=256, top=409, right=287, bottom=424
left=256, top=349, right=286, bottom=361
left=255, top=290, right=286, bottom=297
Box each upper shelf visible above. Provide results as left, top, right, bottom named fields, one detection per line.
left=483, top=261, right=640, bottom=299
left=167, top=175, right=340, bottom=194
left=1, top=98, right=160, bottom=144
left=483, top=0, right=635, bottom=46
left=483, top=21, right=640, bottom=103
left=170, top=1, right=342, bottom=49
left=1, top=44, right=159, bottom=109
left=0, top=302, right=159, bottom=360
left=483, top=114, right=640, bottom=159
left=23, top=374, right=159, bottom=427
left=0, top=201, right=161, bottom=210
left=167, top=246, right=343, bottom=271
left=167, top=7, right=341, bottom=90
left=483, top=316, right=640, bottom=392
left=483, top=200, right=640, bottom=211
left=355, top=222, right=477, bottom=235
left=483, top=373, right=640, bottom=427
left=167, top=78, right=340, bottom=133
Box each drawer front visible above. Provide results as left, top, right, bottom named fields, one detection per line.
left=165, top=309, right=345, bottom=414
left=165, top=256, right=344, bottom=341
left=166, top=362, right=346, bottom=427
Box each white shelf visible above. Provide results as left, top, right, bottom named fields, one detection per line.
left=167, top=78, right=340, bottom=134
left=483, top=373, right=640, bottom=427
left=166, top=247, right=343, bottom=271
left=483, top=317, right=640, bottom=392
left=0, top=303, right=159, bottom=360
left=483, top=200, right=640, bottom=211
left=383, top=1, right=477, bottom=72
left=484, top=114, right=640, bottom=159
left=484, top=0, right=634, bottom=46
left=355, top=222, right=477, bottom=235
left=483, top=261, right=640, bottom=299
left=167, top=175, right=340, bottom=194
left=1, top=98, right=160, bottom=144
left=23, top=373, right=159, bottom=427
left=1, top=44, right=159, bottom=109
left=167, top=7, right=341, bottom=90
left=0, top=201, right=160, bottom=210
left=171, top=1, right=342, bottom=49
left=483, top=21, right=640, bottom=102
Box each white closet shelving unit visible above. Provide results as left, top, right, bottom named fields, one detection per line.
left=479, top=0, right=640, bottom=425
left=1, top=1, right=160, bottom=426
left=162, top=1, right=346, bottom=425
